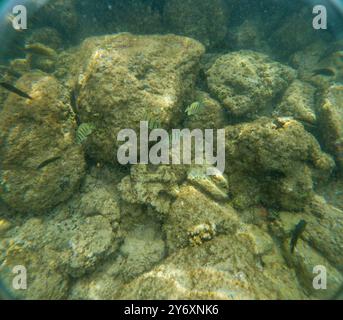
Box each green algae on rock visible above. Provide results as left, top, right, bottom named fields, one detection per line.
left=225, top=117, right=335, bottom=211
left=274, top=80, right=317, bottom=125
left=115, top=233, right=307, bottom=300
left=0, top=0, right=343, bottom=301
left=73, top=33, right=205, bottom=165
left=0, top=72, right=86, bottom=214
left=207, top=50, right=296, bottom=117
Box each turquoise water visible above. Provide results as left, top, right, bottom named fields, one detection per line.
left=0, top=0, right=342, bottom=300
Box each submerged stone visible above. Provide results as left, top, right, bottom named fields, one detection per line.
left=73, top=33, right=205, bottom=165
left=0, top=72, right=86, bottom=214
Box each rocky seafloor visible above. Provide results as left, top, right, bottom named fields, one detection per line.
left=0, top=0, right=343, bottom=300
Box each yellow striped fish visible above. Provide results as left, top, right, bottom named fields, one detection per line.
left=185, top=101, right=204, bottom=116
left=76, top=123, right=96, bottom=144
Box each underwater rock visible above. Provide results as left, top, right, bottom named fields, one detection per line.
left=225, top=117, right=335, bottom=210
left=289, top=39, right=343, bottom=89
left=26, top=27, right=63, bottom=50
left=118, top=225, right=166, bottom=282
left=70, top=229, right=164, bottom=300
left=207, top=50, right=296, bottom=117
left=269, top=196, right=343, bottom=298
left=63, top=215, right=118, bottom=277
left=183, top=91, right=227, bottom=130
left=67, top=165, right=123, bottom=225
left=290, top=41, right=329, bottom=82
left=163, top=0, right=230, bottom=49
left=290, top=240, right=343, bottom=299
left=308, top=50, right=343, bottom=88
left=317, top=84, right=343, bottom=172
left=0, top=217, right=70, bottom=300
left=0, top=199, right=121, bottom=299
left=27, top=51, right=57, bottom=74
left=304, top=196, right=343, bottom=269
left=274, top=80, right=317, bottom=125
left=69, top=184, right=166, bottom=299
left=116, top=233, right=307, bottom=300
left=119, top=164, right=187, bottom=216
left=74, top=33, right=205, bottom=164
left=186, top=165, right=229, bottom=202
left=164, top=184, right=240, bottom=253
left=0, top=72, right=86, bottom=214
left=228, top=19, right=270, bottom=53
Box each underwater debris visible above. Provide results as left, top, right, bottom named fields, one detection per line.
left=24, top=43, right=57, bottom=58
left=0, top=82, right=32, bottom=100
left=290, top=219, right=307, bottom=254
left=185, top=101, right=203, bottom=116
left=312, top=67, right=336, bottom=77
left=76, top=123, right=96, bottom=144
left=36, top=156, right=62, bottom=170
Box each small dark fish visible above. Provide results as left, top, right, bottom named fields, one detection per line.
left=312, top=68, right=336, bottom=77
left=290, top=219, right=307, bottom=254
left=36, top=156, right=61, bottom=170
left=0, top=82, right=32, bottom=100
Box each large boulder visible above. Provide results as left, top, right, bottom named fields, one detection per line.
left=74, top=33, right=205, bottom=164
left=0, top=212, right=119, bottom=299
left=225, top=117, right=335, bottom=210
left=0, top=167, right=123, bottom=299
left=270, top=196, right=343, bottom=299
left=207, top=51, right=296, bottom=117
left=273, top=80, right=317, bottom=125
left=115, top=233, right=307, bottom=300
left=0, top=72, right=86, bottom=214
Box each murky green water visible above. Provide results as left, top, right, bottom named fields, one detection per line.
left=0, top=0, right=342, bottom=300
